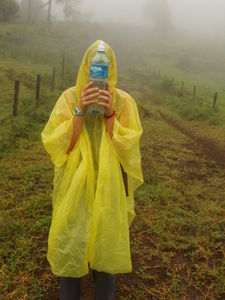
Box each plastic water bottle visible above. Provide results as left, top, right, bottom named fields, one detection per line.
left=87, top=41, right=109, bottom=115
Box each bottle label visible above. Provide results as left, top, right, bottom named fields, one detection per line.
left=90, top=64, right=109, bottom=78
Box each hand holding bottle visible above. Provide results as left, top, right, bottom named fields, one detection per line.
left=97, top=82, right=113, bottom=116
left=79, top=81, right=100, bottom=112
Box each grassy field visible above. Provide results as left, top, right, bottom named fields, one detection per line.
left=0, top=23, right=225, bottom=299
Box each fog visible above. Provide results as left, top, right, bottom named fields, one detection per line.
left=52, top=0, right=225, bottom=38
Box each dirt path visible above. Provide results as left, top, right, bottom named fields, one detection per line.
left=158, top=110, right=225, bottom=168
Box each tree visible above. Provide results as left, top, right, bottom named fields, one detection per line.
left=19, top=0, right=46, bottom=23
left=42, top=0, right=80, bottom=26
left=143, top=0, right=173, bottom=37
left=19, top=0, right=81, bottom=26
left=0, top=0, right=19, bottom=21
left=57, top=0, right=80, bottom=20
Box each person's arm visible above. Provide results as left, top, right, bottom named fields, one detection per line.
left=97, top=82, right=115, bottom=139
left=66, top=82, right=100, bottom=155
left=66, top=113, right=84, bottom=154
left=105, top=112, right=115, bottom=139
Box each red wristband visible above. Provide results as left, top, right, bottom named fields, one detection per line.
left=104, top=110, right=115, bottom=119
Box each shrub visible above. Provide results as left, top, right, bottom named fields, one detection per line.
left=0, top=0, right=19, bottom=21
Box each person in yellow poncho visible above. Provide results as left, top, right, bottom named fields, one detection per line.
left=41, top=40, right=144, bottom=299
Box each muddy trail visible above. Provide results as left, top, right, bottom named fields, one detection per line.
left=158, top=110, right=225, bottom=169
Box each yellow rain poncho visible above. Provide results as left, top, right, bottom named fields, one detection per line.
left=41, top=40, right=144, bottom=277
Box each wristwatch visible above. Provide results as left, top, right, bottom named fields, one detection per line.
left=74, top=106, right=86, bottom=116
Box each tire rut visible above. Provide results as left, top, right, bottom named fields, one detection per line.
left=158, top=110, right=225, bottom=169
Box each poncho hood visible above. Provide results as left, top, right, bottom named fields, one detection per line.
left=75, top=39, right=118, bottom=104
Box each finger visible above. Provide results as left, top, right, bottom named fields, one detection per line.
left=83, top=92, right=99, bottom=101
left=98, top=95, right=110, bottom=102
left=84, top=87, right=99, bottom=96
left=106, top=81, right=110, bottom=92
left=83, top=81, right=94, bottom=92
left=97, top=102, right=111, bottom=108
left=98, top=89, right=110, bottom=96
left=85, top=99, right=99, bottom=105
left=85, top=98, right=99, bottom=105
left=84, top=92, right=100, bottom=101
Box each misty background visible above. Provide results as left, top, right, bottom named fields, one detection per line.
left=11, top=0, right=225, bottom=38
left=51, top=0, right=225, bottom=37
left=1, top=0, right=225, bottom=97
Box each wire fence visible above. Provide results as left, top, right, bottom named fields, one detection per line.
left=0, top=53, right=222, bottom=120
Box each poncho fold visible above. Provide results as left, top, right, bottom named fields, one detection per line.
left=41, top=40, right=144, bottom=277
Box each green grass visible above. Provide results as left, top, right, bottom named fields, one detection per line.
left=128, top=102, right=225, bottom=298
left=0, top=22, right=225, bottom=299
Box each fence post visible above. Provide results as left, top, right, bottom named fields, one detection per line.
left=51, top=66, right=55, bottom=92
left=213, top=92, right=218, bottom=108
left=13, top=80, right=19, bottom=116
left=36, top=74, right=41, bottom=106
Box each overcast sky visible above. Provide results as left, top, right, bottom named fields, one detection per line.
left=52, top=0, right=225, bottom=37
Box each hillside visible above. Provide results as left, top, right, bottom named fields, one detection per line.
left=0, top=23, right=225, bottom=299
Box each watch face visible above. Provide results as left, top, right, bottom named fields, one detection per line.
left=74, top=107, right=84, bottom=116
